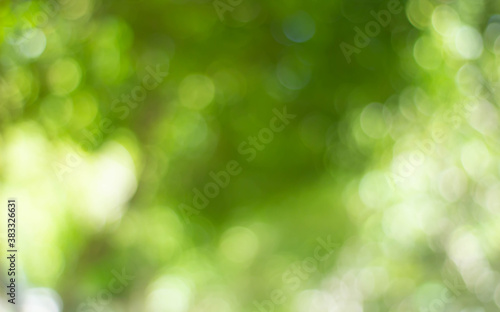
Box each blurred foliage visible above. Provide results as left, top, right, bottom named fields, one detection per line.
left=1, top=0, right=500, bottom=311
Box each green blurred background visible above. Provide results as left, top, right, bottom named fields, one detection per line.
left=1, top=0, right=500, bottom=311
